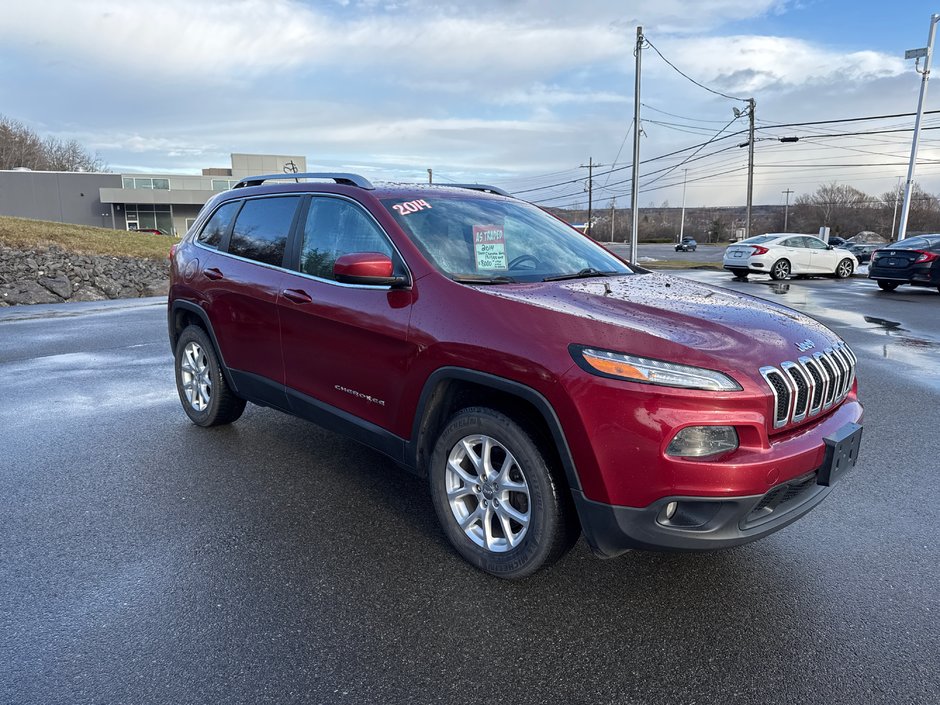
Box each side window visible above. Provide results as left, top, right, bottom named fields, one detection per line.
left=781, top=237, right=804, bottom=248
left=228, top=196, right=300, bottom=267
left=197, top=201, right=240, bottom=249
left=300, top=198, right=394, bottom=280
left=804, top=237, right=828, bottom=250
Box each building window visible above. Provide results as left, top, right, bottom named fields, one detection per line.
left=126, top=204, right=174, bottom=235
left=211, top=179, right=238, bottom=191
left=122, top=177, right=170, bottom=190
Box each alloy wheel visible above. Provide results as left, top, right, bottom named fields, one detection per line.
left=179, top=341, right=211, bottom=412
left=445, top=434, right=531, bottom=552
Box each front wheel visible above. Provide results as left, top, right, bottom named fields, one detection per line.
left=174, top=325, right=246, bottom=427
left=877, top=280, right=899, bottom=292
left=428, top=407, right=579, bottom=579
left=770, top=259, right=791, bottom=280
left=835, top=258, right=854, bottom=279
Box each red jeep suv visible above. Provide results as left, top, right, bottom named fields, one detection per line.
left=168, top=173, right=863, bottom=578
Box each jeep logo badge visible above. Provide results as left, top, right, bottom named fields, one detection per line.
left=796, top=339, right=815, bottom=352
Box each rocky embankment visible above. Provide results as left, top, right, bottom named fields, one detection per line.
left=0, top=245, right=169, bottom=306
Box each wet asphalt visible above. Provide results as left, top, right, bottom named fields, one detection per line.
left=1, top=267, right=938, bottom=705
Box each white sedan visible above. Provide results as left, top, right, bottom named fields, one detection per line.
left=723, top=233, right=858, bottom=281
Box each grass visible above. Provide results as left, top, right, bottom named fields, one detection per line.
left=0, top=215, right=173, bottom=261
left=642, top=260, right=723, bottom=270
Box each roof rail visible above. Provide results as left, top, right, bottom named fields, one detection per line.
left=446, top=183, right=513, bottom=198
left=234, top=172, right=374, bottom=189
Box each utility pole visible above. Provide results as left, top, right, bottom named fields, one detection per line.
left=746, top=98, right=756, bottom=238
left=610, top=198, right=616, bottom=243
left=890, top=175, right=903, bottom=239
left=899, top=13, right=940, bottom=240
left=679, top=168, right=688, bottom=243
left=782, top=188, right=793, bottom=230
left=630, top=26, right=644, bottom=265
left=580, top=158, right=603, bottom=238
left=427, top=168, right=433, bottom=184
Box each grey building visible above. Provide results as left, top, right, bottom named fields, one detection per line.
left=0, top=153, right=307, bottom=236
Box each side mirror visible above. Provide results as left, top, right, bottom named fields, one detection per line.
left=334, top=252, right=407, bottom=287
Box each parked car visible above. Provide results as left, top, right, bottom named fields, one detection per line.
left=846, top=243, right=881, bottom=264
left=867, top=234, right=940, bottom=293
left=828, top=236, right=848, bottom=248
left=723, top=233, right=858, bottom=281
left=675, top=237, right=697, bottom=252
left=132, top=227, right=172, bottom=236
left=168, top=174, right=863, bottom=579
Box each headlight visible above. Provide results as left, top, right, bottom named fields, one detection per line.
left=572, top=346, right=742, bottom=391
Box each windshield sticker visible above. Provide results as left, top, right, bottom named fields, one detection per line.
left=392, top=199, right=432, bottom=216
left=473, top=225, right=507, bottom=270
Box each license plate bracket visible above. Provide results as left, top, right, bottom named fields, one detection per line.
left=817, top=422, right=863, bottom=486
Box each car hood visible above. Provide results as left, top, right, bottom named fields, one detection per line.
left=479, top=272, right=839, bottom=367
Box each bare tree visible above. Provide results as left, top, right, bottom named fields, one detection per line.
left=0, top=114, right=107, bottom=171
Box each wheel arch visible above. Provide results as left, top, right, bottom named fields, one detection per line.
left=168, top=301, right=240, bottom=394
left=407, top=368, right=582, bottom=495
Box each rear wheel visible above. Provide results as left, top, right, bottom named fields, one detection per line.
left=770, top=259, right=791, bottom=280
left=835, top=258, right=854, bottom=279
left=876, top=280, right=899, bottom=292
left=732, top=272, right=749, bottom=281
left=428, top=407, right=579, bottom=579
left=174, top=325, right=246, bottom=427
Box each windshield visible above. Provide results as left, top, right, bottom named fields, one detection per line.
left=381, top=195, right=633, bottom=283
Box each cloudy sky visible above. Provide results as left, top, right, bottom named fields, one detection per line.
left=2, top=0, right=940, bottom=208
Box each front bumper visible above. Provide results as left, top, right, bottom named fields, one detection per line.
left=572, top=421, right=862, bottom=557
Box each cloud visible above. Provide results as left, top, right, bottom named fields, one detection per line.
left=657, top=36, right=905, bottom=94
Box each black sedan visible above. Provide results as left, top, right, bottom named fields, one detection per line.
left=868, top=234, right=940, bottom=293
left=847, top=243, right=881, bottom=264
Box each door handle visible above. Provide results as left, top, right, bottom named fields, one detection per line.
left=203, top=267, right=223, bottom=280
left=282, top=288, right=313, bottom=304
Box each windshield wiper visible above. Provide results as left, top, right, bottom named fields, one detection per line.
left=452, top=274, right=517, bottom=285
left=542, top=268, right=621, bottom=282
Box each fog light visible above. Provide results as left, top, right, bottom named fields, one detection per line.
left=666, top=426, right=739, bottom=458
left=664, top=501, right=678, bottom=519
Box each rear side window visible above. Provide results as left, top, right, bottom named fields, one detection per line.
left=300, top=197, right=393, bottom=280
left=197, top=201, right=240, bottom=249
left=228, top=196, right=301, bottom=267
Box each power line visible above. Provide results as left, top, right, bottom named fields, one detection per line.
left=644, top=37, right=749, bottom=102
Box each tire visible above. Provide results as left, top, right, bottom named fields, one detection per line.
left=835, top=258, right=854, bottom=279
left=732, top=272, right=749, bottom=282
left=876, top=280, right=899, bottom=292
left=770, top=259, right=791, bottom=280
left=174, top=325, right=246, bottom=427
left=428, top=407, right=579, bottom=579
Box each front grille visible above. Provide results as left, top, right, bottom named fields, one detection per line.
left=760, top=342, right=856, bottom=429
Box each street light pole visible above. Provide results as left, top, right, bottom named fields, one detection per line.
left=898, top=13, right=940, bottom=240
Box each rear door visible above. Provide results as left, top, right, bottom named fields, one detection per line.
left=778, top=236, right=811, bottom=273
left=201, top=195, right=303, bottom=403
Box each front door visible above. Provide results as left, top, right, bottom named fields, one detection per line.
left=278, top=195, right=416, bottom=433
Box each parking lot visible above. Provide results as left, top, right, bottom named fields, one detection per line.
left=1, top=266, right=938, bottom=705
